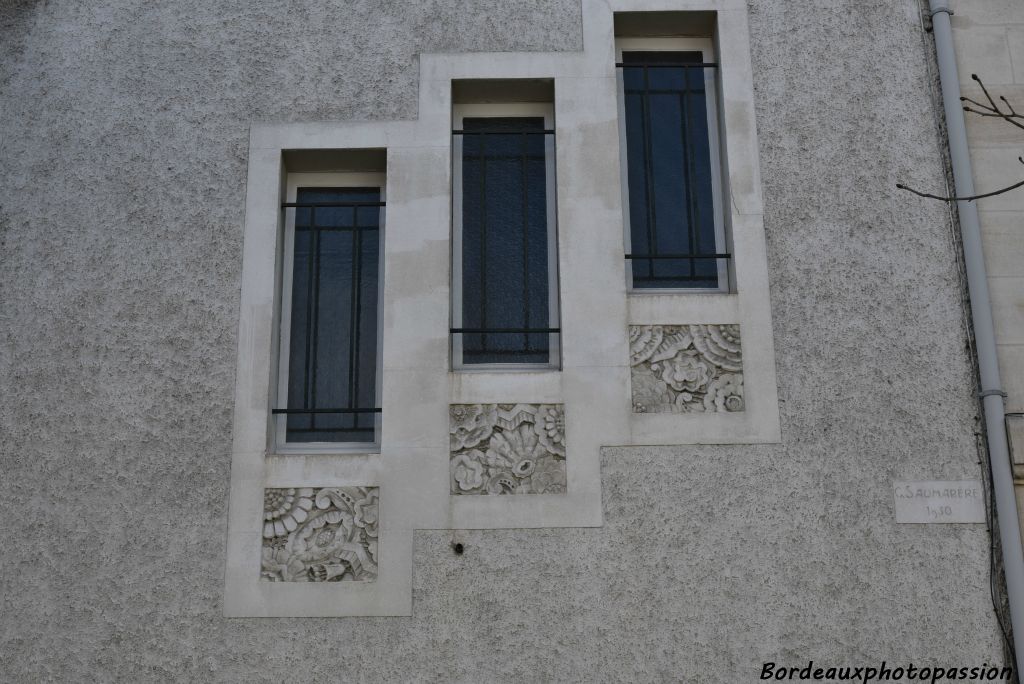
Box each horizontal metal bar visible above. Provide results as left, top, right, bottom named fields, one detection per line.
left=272, top=408, right=382, bottom=414
left=633, top=277, right=721, bottom=283
left=454, top=154, right=546, bottom=161
left=625, top=253, right=731, bottom=259
left=624, top=88, right=708, bottom=96
left=452, top=129, right=555, bottom=135
left=286, top=428, right=376, bottom=434
left=282, top=202, right=386, bottom=208
left=294, top=225, right=380, bottom=231
left=451, top=327, right=560, bottom=334
left=463, top=349, right=550, bottom=356
left=616, top=62, right=718, bottom=68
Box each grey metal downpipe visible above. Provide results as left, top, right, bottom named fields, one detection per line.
left=928, top=1, right=1024, bottom=671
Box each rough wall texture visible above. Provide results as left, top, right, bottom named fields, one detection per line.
left=0, top=0, right=1005, bottom=681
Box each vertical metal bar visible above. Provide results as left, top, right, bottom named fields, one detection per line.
left=308, top=206, right=320, bottom=433
left=641, top=65, right=659, bottom=283
left=348, top=205, right=362, bottom=435
left=373, top=202, right=384, bottom=439
left=478, top=130, right=488, bottom=356
left=548, top=128, right=559, bottom=367
left=679, top=67, right=696, bottom=284
left=521, top=131, right=530, bottom=356
left=300, top=208, right=315, bottom=417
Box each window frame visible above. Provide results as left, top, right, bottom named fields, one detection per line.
left=615, top=36, right=729, bottom=294
left=273, top=171, right=386, bottom=454
left=450, top=102, right=562, bottom=372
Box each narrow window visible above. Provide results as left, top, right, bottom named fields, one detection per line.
left=452, top=104, right=560, bottom=368
left=275, top=174, right=384, bottom=449
left=618, top=38, right=728, bottom=291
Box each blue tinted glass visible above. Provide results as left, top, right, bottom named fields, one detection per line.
left=460, top=117, right=552, bottom=364
left=287, top=187, right=380, bottom=442
left=622, top=51, right=719, bottom=288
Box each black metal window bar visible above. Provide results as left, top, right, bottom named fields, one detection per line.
left=274, top=188, right=383, bottom=443
left=618, top=53, right=730, bottom=289
left=452, top=117, right=560, bottom=365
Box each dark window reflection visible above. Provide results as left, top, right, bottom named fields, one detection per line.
left=460, top=117, right=554, bottom=364
left=287, top=187, right=380, bottom=443
left=622, top=51, right=719, bottom=289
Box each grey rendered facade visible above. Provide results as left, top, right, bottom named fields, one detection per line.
left=0, top=0, right=1017, bottom=681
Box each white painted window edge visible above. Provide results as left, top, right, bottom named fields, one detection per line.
left=615, top=36, right=730, bottom=294
left=451, top=102, right=562, bottom=372
left=274, top=172, right=386, bottom=455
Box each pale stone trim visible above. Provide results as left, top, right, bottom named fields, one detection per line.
left=225, top=0, right=779, bottom=617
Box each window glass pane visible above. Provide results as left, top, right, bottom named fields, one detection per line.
left=622, top=51, right=719, bottom=288
left=287, top=187, right=380, bottom=442
left=460, top=117, right=552, bottom=364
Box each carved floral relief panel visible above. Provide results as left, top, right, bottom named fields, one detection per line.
left=630, top=324, right=744, bottom=414
left=261, top=487, right=378, bottom=582
left=450, top=404, right=566, bottom=495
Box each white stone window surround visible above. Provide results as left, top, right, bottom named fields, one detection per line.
left=274, top=172, right=386, bottom=455
left=451, top=102, right=562, bottom=371
left=615, top=36, right=730, bottom=294
left=225, top=0, right=780, bottom=618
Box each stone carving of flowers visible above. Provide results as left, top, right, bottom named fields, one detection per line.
left=486, top=424, right=547, bottom=467
left=629, top=325, right=664, bottom=365
left=295, top=514, right=349, bottom=555
left=494, top=403, right=539, bottom=432
left=262, top=539, right=315, bottom=582
left=451, top=451, right=486, bottom=492
left=302, top=546, right=375, bottom=582
left=670, top=391, right=699, bottom=412
left=648, top=326, right=694, bottom=363
left=366, top=539, right=378, bottom=564
left=292, top=513, right=376, bottom=580
left=703, top=373, right=744, bottom=412
left=261, top=545, right=289, bottom=581
left=528, top=457, right=567, bottom=494
left=629, top=324, right=744, bottom=414
left=263, top=487, right=315, bottom=539
left=312, top=490, right=356, bottom=527
left=311, top=524, right=340, bottom=551
left=353, top=489, right=379, bottom=538
left=486, top=472, right=519, bottom=495
left=630, top=364, right=673, bottom=412
left=512, top=458, right=536, bottom=478
left=449, top=404, right=568, bottom=497
left=532, top=405, right=565, bottom=458
left=657, top=350, right=714, bottom=394
left=450, top=404, right=498, bottom=451
left=261, top=486, right=379, bottom=583
left=690, top=324, right=743, bottom=372
left=479, top=445, right=513, bottom=470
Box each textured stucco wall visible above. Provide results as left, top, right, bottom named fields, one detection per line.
left=0, top=0, right=1007, bottom=681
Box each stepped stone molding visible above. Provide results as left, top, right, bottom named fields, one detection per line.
left=261, top=487, right=379, bottom=582
left=449, top=404, right=566, bottom=495
left=629, top=324, right=744, bottom=414
left=224, top=0, right=779, bottom=617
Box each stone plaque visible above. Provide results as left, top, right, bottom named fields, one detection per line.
left=893, top=480, right=985, bottom=524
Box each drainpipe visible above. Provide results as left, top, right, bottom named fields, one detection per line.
left=928, top=0, right=1024, bottom=671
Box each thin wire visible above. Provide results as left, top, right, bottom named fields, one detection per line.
left=896, top=173, right=1024, bottom=202
left=979, top=431, right=1017, bottom=665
